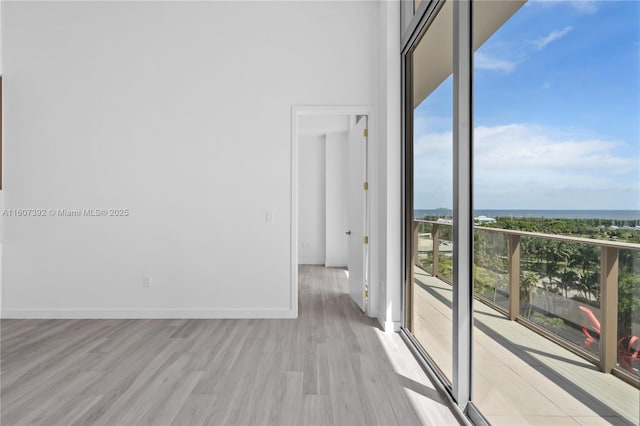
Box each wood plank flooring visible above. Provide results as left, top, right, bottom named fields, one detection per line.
left=1, top=266, right=458, bottom=426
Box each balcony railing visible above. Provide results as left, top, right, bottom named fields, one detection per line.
left=413, top=219, right=640, bottom=385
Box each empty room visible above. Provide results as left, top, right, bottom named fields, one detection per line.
left=1, top=1, right=638, bottom=425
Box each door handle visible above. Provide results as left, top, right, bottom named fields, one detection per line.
left=345, top=230, right=351, bottom=236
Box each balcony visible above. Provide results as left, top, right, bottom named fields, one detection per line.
left=411, top=220, right=640, bottom=425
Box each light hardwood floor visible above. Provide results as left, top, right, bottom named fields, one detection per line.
left=1, top=266, right=459, bottom=426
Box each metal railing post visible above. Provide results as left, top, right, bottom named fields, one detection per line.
left=432, top=223, right=440, bottom=277
left=508, top=234, right=521, bottom=321
left=600, top=246, right=619, bottom=373
left=413, top=221, right=420, bottom=267
left=409, top=221, right=418, bottom=331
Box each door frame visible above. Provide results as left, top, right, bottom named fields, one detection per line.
left=400, top=0, right=475, bottom=421
left=291, top=105, right=372, bottom=318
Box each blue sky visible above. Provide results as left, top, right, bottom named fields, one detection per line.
left=414, top=0, right=640, bottom=210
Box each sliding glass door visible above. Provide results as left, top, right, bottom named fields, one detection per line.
left=406, top=0, right=455, bottom=386
left=402, top=1, right=640, bottom=424
left=471, top=1, right=640, bottom=424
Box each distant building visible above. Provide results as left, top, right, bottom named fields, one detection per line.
left=475, top=215, right=496, bottom=224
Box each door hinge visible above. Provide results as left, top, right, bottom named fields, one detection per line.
left=363, top=236, right=369, bottom=244
left=363, top=182, right=368, bottom=190
left=364, top=289, right=368, bottom=299
left=363, top=128, right=368, bottom=138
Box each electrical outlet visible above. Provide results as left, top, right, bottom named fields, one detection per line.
left=143, top=276, right=152, bottom=288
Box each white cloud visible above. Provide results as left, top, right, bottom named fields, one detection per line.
left=529, top=26, right=573, bottom=50
left=472, top=124, right=635, bottom=172
left=475, top=52, right=522, bottom=73
left=413, top=123, right=640, bottom=209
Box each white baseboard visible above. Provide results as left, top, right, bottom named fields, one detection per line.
left=1, top=308, right=297, bottom=319
left=378, top=318, right=401, bottom=333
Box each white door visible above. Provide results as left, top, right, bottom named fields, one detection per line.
left=347, top=116, right=368, bottom=312
left=325, top=132, right=349, bottom=267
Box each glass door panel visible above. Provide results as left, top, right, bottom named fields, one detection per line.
left=409, top=0, right=454, bottom=385
left=471, top=1, right=640, bottom=424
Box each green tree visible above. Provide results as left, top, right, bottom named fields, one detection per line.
left=520, top=271, right=539, bottom=319
left=570, top=245, right=600, bottom=302
left=560, top=270, right=579, bottom=299
left=618, top=274, right=640, bottom=337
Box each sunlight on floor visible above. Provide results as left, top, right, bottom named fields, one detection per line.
left=373, top=327, right=458, bottom=425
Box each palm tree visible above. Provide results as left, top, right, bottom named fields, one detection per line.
left=559, top=270, right=579, bottom=299
left=570, top=245, right=600, bottom=302
left=540, top=241, right=564, bottom=312
left=520, top=271, right=539, bottom=319
left=618, top=273, right=640, bottom=337
left=543, top=259, right=559, bottom=312
left=619, top=249, right=636, bottom=274
left=570, top=245, right=599, bottom=276
left=473, top=231, right=490, bottom=269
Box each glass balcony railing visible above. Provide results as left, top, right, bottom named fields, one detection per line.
left=413, top=219, right=640, bottom=384
left=414, top=220, right=454, bottom=284
left=474, top=228, right=509, bottom=312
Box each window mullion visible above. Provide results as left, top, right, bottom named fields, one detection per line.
left=452, top=0, right=473, bottom=411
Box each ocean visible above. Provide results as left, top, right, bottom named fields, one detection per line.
left=414, top=209, right=640, bottom=221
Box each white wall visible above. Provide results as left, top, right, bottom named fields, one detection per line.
left=1, top=1, right=380, bottom=318
left=298, top=134, right=326, bottom=265
left=325, top=131, right=348, bottom=267
left=0, top=2, right=3, bottom=316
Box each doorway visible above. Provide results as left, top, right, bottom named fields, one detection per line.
left=291, top=106, right=371, bottom=316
